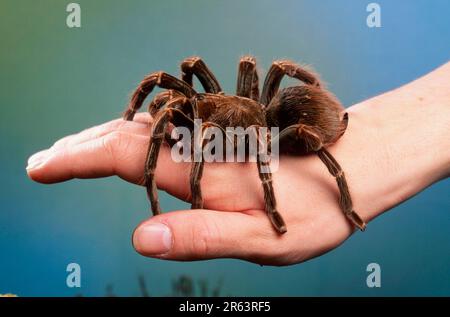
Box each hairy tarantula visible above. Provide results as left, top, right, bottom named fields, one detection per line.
left=123, top=56, right=366, bottom=234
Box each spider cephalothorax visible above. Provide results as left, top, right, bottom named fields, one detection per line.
left=123, top=56, right=366, bottom=234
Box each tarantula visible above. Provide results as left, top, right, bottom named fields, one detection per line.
left=123, top=56, right=366, bottom=234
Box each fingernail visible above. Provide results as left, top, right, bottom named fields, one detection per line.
left=26, top=150, right=49, bottom=170
left=133, top=223, right=172, bottom=255
left=26, top=157, right=45, bottom=171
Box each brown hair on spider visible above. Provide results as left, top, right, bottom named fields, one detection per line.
left=123, top=56, right=366, bottom=234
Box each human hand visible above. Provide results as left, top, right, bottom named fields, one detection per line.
left=26, top=62, right=450, bottom=265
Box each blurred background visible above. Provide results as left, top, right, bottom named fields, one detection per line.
left=1, top=0, right=449, bottom=296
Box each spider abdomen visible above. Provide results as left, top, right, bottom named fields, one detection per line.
left=266, top=85, right=347, bottom=148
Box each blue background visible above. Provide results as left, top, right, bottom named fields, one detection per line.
left=0, top=0, right=449, bottom=296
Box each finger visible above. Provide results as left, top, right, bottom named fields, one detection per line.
left=27, top=130, right=264, bottom=211
left=132, top=209, right=290, bottom=264
left=51, top=113, right=152, bottom=151
left=26, top=119, right=263, bottom=211
left=26, top=131, right=191, bottom=198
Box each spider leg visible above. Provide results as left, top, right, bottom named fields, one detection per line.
left=147, top=90, right=185, bottom=116
left=317, top=148, right=366, bottom=230
left=190, top=122, right=210, bottom=209
left=144, top=109, right=171, bottom=215
left=190, top=120, right=235, bottom=209
left=276, top=124, right=366, bottom=231
left=252, top=126, right=287, bottom=234
left=261, top=60, right=321, bottom=105
left=236, top=55, right=260, bottom=101
left=181, top=56, right=222, bottom=93
left=146, top=91, right=197, bottom=147
left=124, top=72, right=196, bottom=121
left=144, top=97, right=194, bottom=216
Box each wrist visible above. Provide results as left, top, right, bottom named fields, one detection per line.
left=346, top=62, right=450, bottom=221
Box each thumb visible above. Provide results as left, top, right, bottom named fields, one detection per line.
left=132, top=209, right=287, bottom=264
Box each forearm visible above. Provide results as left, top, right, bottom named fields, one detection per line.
left=343, top=62, right=450, bottom=221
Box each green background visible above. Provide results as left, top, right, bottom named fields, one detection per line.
left=1, top=0, right=449, bottom=296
